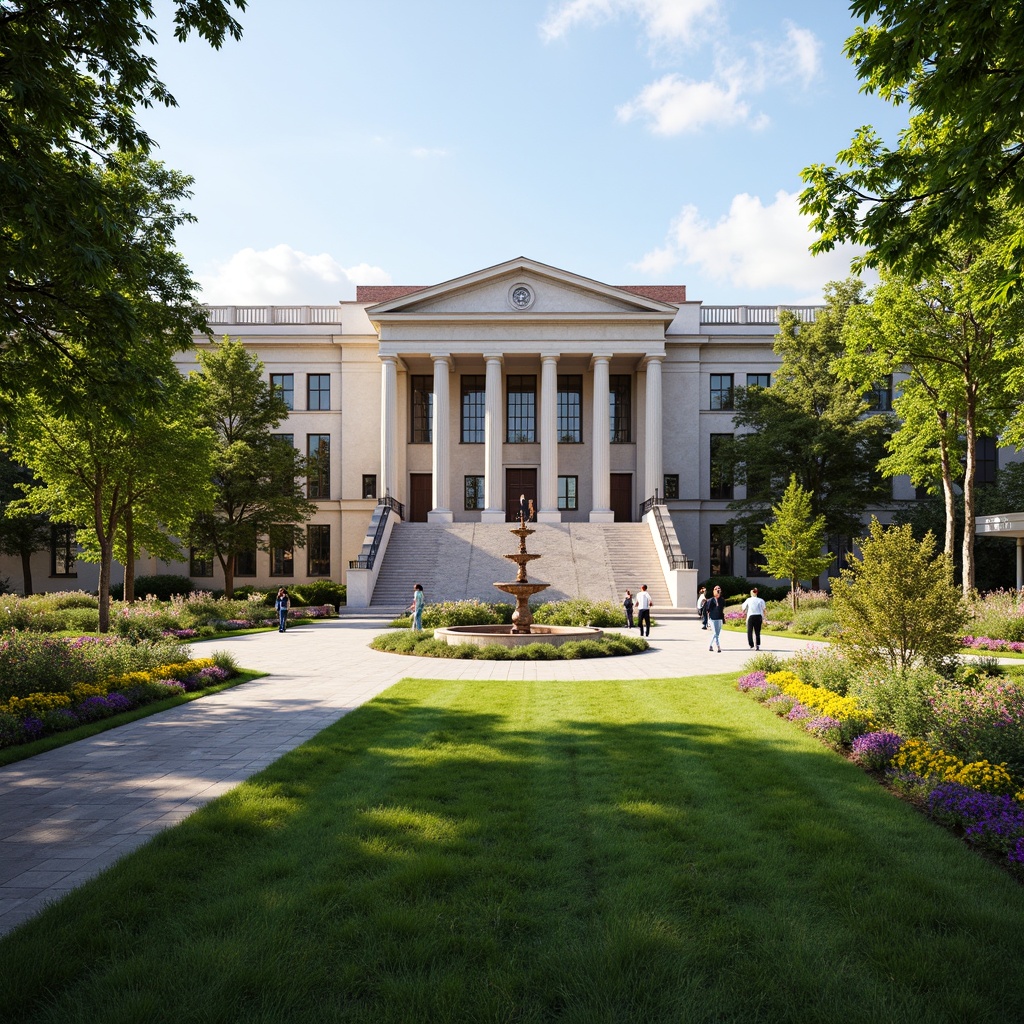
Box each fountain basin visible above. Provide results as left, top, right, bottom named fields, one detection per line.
left=434, top=624, right=604, bottom=649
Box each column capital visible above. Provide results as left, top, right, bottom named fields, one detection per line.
left=640, top=352, right=665, bottom=370
left=588, top=353, right=611, bottom=371
left=482, top=352, right=504, bottom=365
left=429, top=353, right=454, bottom=370
left=540, top=351, right=560, bottom=363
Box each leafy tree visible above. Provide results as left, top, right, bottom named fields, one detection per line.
left=757, top=476, right=833, bottom=611
left=722, top=279, right=891, bottom=543
left=5, top=372, right=216, bottom=631
left=831, top=520, right=968, bottom=674
left=0, top=454, right=51, bottom=595
left=840, top=232, right=1024, bottom=595
left=800, top=0, right=1024, bottom=295
left=189, top=338, right=317, bottom=599
left=1, top=1, right=245, bottom=414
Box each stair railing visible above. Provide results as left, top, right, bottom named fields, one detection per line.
left=651, top=503, right=693, bottom=569
left=348, top=496, right=401, bottom=570
left=638, top=488, right=659, bottom=520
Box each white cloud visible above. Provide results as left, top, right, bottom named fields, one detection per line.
left=785, top=22, right=823, bottom=87
left=197, top=245, right=391, bottom=305
left=540, top=0, right=719, bottom=47
left=616, top=72, right=749, bottom=134
left=411, top=146, right=450, bottom=159
left=632, top=191, right=868, bottom=299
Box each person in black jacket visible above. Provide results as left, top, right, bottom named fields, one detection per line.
left=706, top=585, right=725, bottom=652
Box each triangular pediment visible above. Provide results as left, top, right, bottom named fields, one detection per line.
left=366, top=257, right=679, bottom=320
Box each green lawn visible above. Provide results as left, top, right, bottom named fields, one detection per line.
left=3, top=672, right=1024, bottom=1023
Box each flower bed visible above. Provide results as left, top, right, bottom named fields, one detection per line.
left=0, top=657, right=236, bottom=750
left=737, top=665, right=1024, bottom=878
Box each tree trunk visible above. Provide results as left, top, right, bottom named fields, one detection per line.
left=221, top=551, right=235, bottom=600
left=20, top=548, right=33, bottom=596
left=98, top=541, right=112, bottom=633
left=936, top=412, right=956, bottom=561
left=124, top=508, right=136, bottom=603
left=961, top=392, right=978, bottom=597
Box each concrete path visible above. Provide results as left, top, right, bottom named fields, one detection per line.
left=0, top=614, right=817, bottom=938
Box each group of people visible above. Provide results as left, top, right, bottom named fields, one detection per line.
left=621, top=585, right=653, bottom=636
left=697, top=585, right=766, bottom=652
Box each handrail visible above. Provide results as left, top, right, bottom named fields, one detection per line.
left=652, top=505, right=693, bottom=569
left=638, top=489, right=659, bottom=521
left=348, top=496, right=402, bottom=569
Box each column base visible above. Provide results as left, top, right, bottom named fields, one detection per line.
left=427, top=509, right=454, bottom=523
left=480, top=509, right=506, bottom=524
left=589, top=510, right=615, bottom=523
left=537, top=510, right=561, bottom=524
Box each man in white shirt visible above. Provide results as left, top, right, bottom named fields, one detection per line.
left=741, top=587, right=767, bottom=650
left=634, top=584, right=652, bottom=637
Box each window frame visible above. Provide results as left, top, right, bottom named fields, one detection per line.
left=189, top=545, right=214, bottom=578
left=269, top=526, right=295, bottom=577
left=411, top=374, right=433, bottom=443
left=506, top=374, right=537, bottom=444
left=50, top=525, right=77, bottom=577
left=610, top=374, right=632, bottom=443
left=307, top=524, right=331, bottom=577
left=306, top=433, right=330, bottom=499
left=461, top=374, right=486, bottom=444
left=709, top=433, right=734, bottom=500
left=464, top=475, right=485, bottom=510
left=557, top=475, right=578, bottom=511
left=710, top=373, right=734, bottom=411
left=557, top=374, right=583, bottom=443
left=270, top=373, right=294, bottom=411
left=663, top=474, right=680, bottom=500
left=362, top=474, right=378, bottom=500
left=307, top=373, right=330, bottom=411
left=710, top=525, right=733, bottom=577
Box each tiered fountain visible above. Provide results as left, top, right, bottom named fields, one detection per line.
left=434, top=515, right=603, bottom=649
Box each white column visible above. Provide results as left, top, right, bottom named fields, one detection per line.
left=380, top=355, right=398, bottom=503
left=428, top=354, right=453, bottom=522
left=643, top=354, right=664, bottom=508
left=590, top=355, right=614, bottom=522
left=481, top=354, right=506, bottom=523
left=538, top=353, right=561, bottom=523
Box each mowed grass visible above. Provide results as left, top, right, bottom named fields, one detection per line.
left=4, top=673, right=1024, bottom=1023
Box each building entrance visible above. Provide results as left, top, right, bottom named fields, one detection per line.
left=409, top=473, right=432, bottom=522
left=611, top=473, right=633, bottom=522
left=505, top=468, right=537, bottom=522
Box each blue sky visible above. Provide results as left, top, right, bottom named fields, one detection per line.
left=139, top=0, right=907, bottom=306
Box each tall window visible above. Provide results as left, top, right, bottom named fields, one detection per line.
left=190, top=546, right=213, bottom=577
left=307, top=374, right=330, bottom=410
left=710, top=525, right=732, bottom=577
left=710, top=433, right=734, bottom=499
left=663, top=474, right=679, bottom=500
left=270, top=526, right=294, bottom=577
left=975, top=435, right=998, bottom=486
left=50, top=525, right=76, bottom=577
left=506, top=375, right=536, bottom=443
left=461, top=375, right=486, bottom=443
left=272, top=433, right=295, bottom=495
left=558, top=476, right=578, bottom=510
left=411, top=375, right=433, bottom=443
left=465, top=475, right=484, bottom=510
left=746, top=373, right=770, bottom=390
left=234, top=543, right=257, bottom=578
left=710, top=374, right=734, bottom=411
left=610, top=375, right=631, bottom=442
left=270, top=373, right=294, bottom=410
left=362, top=474, right=377, bottom=499
left=745, top=525, right=767, bottom=577
left=557, top=375, right=582, bottom=443
left=865, top=375, right=892, bottom=411
left=307, top=434, right=330, bottom=499
left=307, top=524, right=331, bottom=576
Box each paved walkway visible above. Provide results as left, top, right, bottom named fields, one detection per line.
left=0, top=614, right=817, bottom=938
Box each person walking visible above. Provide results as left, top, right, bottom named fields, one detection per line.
left=410, top=583, right=425, bottom=631
left=519, top=493, right=527, bottom=522
left=528, top=498, right=536, bottom=522
left=697, top=585, right=708, bottom=629
left=741, top=587, right=767, bottom=650
left=622, top=589, right=634, bottom=629
left=275, top=587, right=290, bottom=632
left=706, top=585, right=725, bottom=652
left=634, top=584, right=652, bottom=637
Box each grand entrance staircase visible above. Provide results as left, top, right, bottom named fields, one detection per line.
left=368, top=522, right=673, bottom=611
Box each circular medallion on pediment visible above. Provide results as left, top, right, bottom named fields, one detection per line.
left=508, top=283, right=534, bottom=310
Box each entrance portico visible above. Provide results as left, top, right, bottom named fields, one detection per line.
left=366, top=257, right=678, bottom=524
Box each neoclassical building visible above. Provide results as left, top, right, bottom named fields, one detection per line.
left=12, top=255, right=937, bottom=597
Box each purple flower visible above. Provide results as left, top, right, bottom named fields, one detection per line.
left=787, top=703, right=811, bottom=722
left=927, top=783, right=1024, bottom=855
left=805, top=715, right=842, bottom=737
left=852, top=731, right=904, bottom=771
left=737, top=671, right=768, bottom=691
left=21, top=716, right=45, bottom=740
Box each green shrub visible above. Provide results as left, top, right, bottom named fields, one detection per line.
left=743, top=652, right=787, bottom=675
left=60, top=607, right=100, bottom=632
left=369, top=630, right=647, bottom=660
left=390, top=600, right=512, bottom=629
left=788, top=647, right=856, bottom=695
left=293, top=581, right=346, bottom=607
left=701, top=575, right=750, bottom=600
left=130, top=575, right=199, bottom=601
left=532, top=599, right=626, bottom=627
left=848, top=667, right=942, bottom=736
left=789, top=607, right=839, bottom=636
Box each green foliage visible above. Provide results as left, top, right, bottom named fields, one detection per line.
left=788, top=647, right=858, bottom=696
left=369, top=630, right=648, bottom=660
left=831, top=520, right=969, bottom=673
left=532, top=598, right=626, bottom=627
left=742, top=652, right=787, bottom=675
left=848, top=667, right=942, bottom=738
left=130, top=575, right=198, bottom=601
left=390, top=601, right=513, bottom=629
left=700, top=575, right=751, bottom=600
left=292, top=581, right=345, bottom=607
left=789, top=608, right=839, bottom=636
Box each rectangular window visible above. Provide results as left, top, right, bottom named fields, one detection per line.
left=745, top=525, right=768, bottom=577
left=865, top=375, right=892, bottom=411
left=557, top=374, right=582, bottom=443
left=610, top=375, right=631, bottom=442
left=270, top=526, right=294, bottom=577
left=234, top=544, right=257, bottom=578
left=663, top=474, right=679, bottom=500
left=411, top=375, right=433, bottom=443
left=461, top=375, right=486, bottom=443
left=710, top=373, right=734, bottom=411
left=710, top=525, right=733, bottom=577
left=307, top=524, right=331, bottom=576
left=746, top=373, right=770, bottom=390
left=558, top=475, right=578, bottom=510
left=975, top=436, right=998, bottom=486
left=464, top=475, right=485, bottom=510
left=506, top=374, right=536, bottom=443
left=270, top=373, right=294, bottom=411
left=710, top=433, right=734, bottom=500
left=50, top=525, right=76, bottom=577
left=307, top=434, right=330, bottom=499
left=190, top=546, right=214, bottom=578
left=362, top=474, right=377, bottom=499
left=272, top=433, right=295, bottom=496
left=307, top=373, right=330, bottom=411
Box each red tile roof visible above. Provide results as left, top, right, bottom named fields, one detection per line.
left=356, top=285, right=428, bottom=303
left=615, top=285, right=686, bottom=303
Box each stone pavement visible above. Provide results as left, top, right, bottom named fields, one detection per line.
left=0, top=614, right=820, bottom=938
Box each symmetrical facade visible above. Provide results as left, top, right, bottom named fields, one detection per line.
left=9, top=256, right=943, bottom=594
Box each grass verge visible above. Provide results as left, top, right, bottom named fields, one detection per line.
left=3, top=672, right=1024, bottom=1022
left=0, top=671, right=263, bottom=769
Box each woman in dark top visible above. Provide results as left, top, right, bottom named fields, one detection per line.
left=706, top=585, right=726, bottom=652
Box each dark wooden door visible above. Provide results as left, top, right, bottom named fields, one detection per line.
left=610, top=473, right=632, bottom=522
left=409, top=473, right=432, bottom=522
left=506, top=468, right=537, bottom=522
